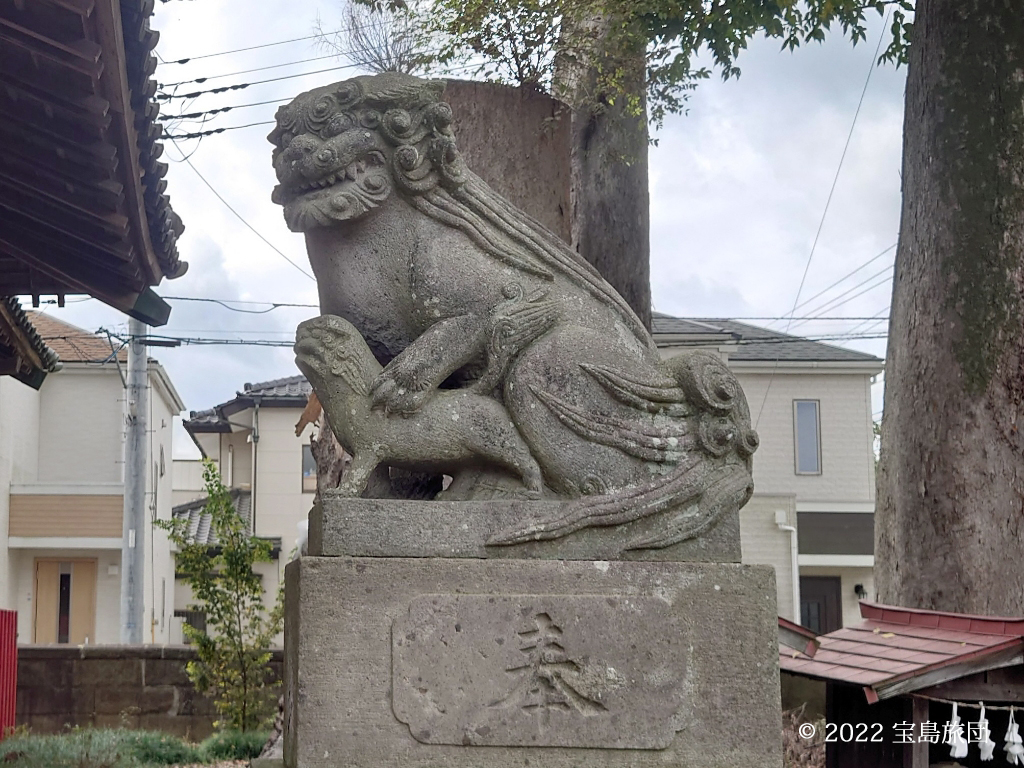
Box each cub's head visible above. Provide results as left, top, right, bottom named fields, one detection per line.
left=294, top=314, right=377, bottom=396
left=269, top=73, right=466, bottom=231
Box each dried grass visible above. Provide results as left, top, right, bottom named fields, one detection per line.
left=783, top=706, right=826, bottom=768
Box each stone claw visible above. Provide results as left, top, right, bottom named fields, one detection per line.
left=370, top=360, right=433, bottom=415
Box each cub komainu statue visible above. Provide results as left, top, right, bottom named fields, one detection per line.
left=270, top=73, right=758, bottom=549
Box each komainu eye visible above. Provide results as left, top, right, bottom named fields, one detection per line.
left=324, top=113, right=354, bottom=138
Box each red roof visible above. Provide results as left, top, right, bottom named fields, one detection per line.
left=779, top=601, right=1024, bottom=703
left=778, top=616, right=820, bottom=658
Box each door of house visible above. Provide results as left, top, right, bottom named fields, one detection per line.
left=800, top=576, right=842, bottom=635
left=33, top=559, right=97, bottom=644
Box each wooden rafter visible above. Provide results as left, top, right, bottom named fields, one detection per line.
left=0, top=0, right=183, bottom=326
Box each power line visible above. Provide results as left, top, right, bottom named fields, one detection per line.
left=754, top=11, right=890, bottom=428
left=156, top=58, right=479, bottom=105
left=161, top=33, right=328, bottom=64
left=159, top=33, right=433, bottom=89
left=134, top=335, right=295, bottom=348
left=167, top=140, right=315, bottom=280
left=160, top=53, right=344, bottom=88
left=164, top=120, right=276, bottom=140
left=815, top=275, right=894, bottom=316
left=781, top=243, right=896, bottom=321
left=162, top=296, right=319, bottom=312
left=789, top=264, right=895, bottom=328
left=730, top=316, right=889, bottom=321
left=161, top=97, right=294, bottom=122
left=152, top=328, right=298, bottom=334
left=39, top=328, right=887, bottom=363
left=796, top=274, right=894, bottom=324
left=845, top=305, right=892, bottom=335
left=129, top=331, right=889, bottom=349
left=156, top=62, right=364, bottom=101
left=157, top=18, right=394, bottom=65
left=164, top=296, right=890, bottom=320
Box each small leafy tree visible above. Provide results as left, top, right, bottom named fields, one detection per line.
left=158, top=460, right=282, bottom=732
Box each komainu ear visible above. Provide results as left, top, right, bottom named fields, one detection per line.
left=426, top=80, right=446, bottom=100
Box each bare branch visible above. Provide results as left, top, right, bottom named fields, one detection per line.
left=315, top=0, right=428, bottom=75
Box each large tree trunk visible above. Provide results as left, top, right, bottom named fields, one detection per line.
left=554, top=14, right=652, bottom=330
left=875, top=0, right=1024, bottom=614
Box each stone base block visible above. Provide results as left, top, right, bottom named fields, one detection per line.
left=284, top=557, right=782, bottom=767
left=309, top=495, right=741, bottom=562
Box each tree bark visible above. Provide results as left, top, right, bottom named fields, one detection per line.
left=555, top=14, right=652, bottom=330
left=875, top=0, right=1024, bottom=614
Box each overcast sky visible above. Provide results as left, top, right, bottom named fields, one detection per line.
left=29, top=1, right=905, bottom=458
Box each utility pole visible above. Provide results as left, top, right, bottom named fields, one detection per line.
left=120, top=317, right=147, bottom=644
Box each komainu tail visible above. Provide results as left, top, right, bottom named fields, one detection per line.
left=487, top=351, right=758, bottom=550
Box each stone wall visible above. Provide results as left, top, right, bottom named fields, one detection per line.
left=16, top=645, right=284, bottom=740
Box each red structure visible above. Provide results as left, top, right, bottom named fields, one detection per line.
left=0, top=611, right=15, bottom=738
left=780, top=601, right=1024, bottom=767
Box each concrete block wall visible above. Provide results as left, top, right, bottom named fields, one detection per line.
left=16, top=645, right=283, bottom=740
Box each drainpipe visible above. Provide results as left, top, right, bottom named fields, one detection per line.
left=775, top=509, right=801, bottom=622
left=249, top=399, right=260, bottom=535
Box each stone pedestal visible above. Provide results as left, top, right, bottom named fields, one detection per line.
left=284, top=496, right=783, bottom=767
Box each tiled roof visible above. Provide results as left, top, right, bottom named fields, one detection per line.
left=171, top=490, right=252, bottom=546
left=25, top=312, right=126, bottom=364
left=185, top=408, right=221, bottom=427
left=120, top=0, right=186, bottom=282
left=184, top=375, right=311, bottom=433
left=170, top=489, right=281, bottom=556
left=0, top=299, right=61, bottom=388
left=779, top=602, right=1024, bottom=702
left=652, top=313, right=882, bottom=364
left=242, top=376, right=312, bottom=400
left=779, top=617, right=819, bottom=658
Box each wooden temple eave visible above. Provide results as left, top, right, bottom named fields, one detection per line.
left=0, top=0, right=183, bottom=326
left=0, top=298, right=60, bottom=389
left=91, top=0, right=163, bottom=287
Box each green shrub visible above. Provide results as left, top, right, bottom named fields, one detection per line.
left=0, top=728, right=218, bottom=768
left=0, top=728, right=128, bottom=768
left=121, top=731, right=202, bottom=765
left=200, top=729, right=269, bottom=761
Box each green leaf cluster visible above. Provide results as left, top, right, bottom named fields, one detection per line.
left=404, top=0, right=914, bottom=126
left=156, top=460, right=282, bottom=733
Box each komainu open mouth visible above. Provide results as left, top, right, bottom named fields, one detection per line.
left=277, top=152, right=391, bottom=231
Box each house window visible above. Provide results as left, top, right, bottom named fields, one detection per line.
left=794, top=400, right=821, bottom=475
left=800, top=576, right=842, bottom=634
left=302, top=445, right=317, bottom=493
left=57, top=564, right=72, bottom=644
left=174, top=610, right=207, bottom=643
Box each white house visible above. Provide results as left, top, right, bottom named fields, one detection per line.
left=177, top=314, right=882, bottom=637
left=175, top=378, right=315, bottom=638
left=652, top=314, right=882, bottom=631
left=0, top=313, right=184, bottom=644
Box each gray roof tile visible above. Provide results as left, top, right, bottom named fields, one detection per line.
left=172, top=490, right=252, bottom=546
left=241, top=376, right=312, bottom=399
left=652, top=313, right=882, bottom=363
left=184, top=375, right=311, bottom=432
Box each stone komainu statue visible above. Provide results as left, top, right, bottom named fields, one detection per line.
left=270, top=73, right=758, bottom=549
